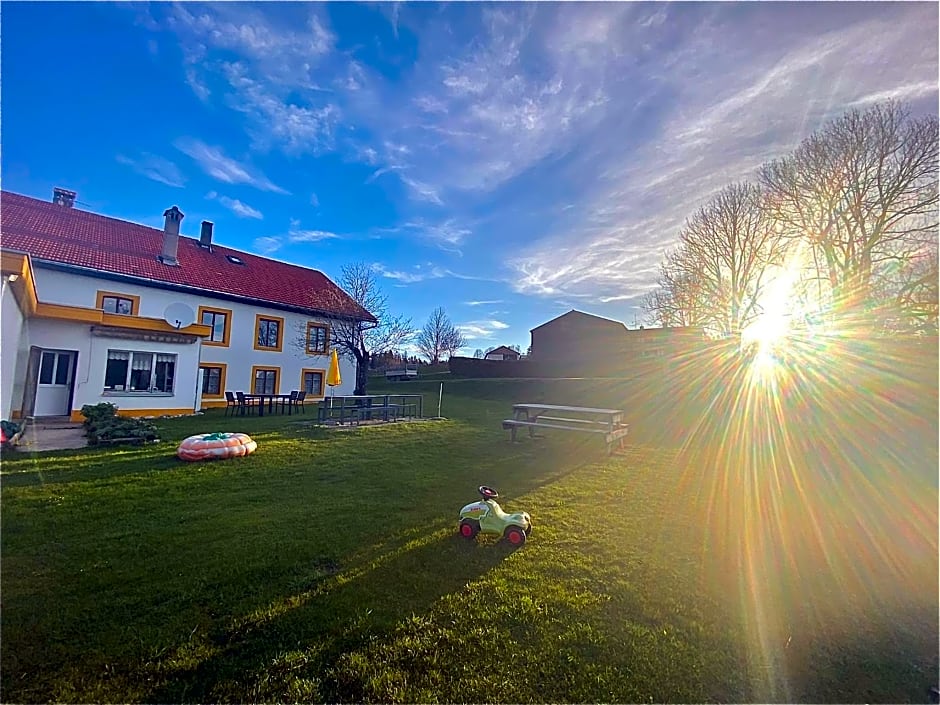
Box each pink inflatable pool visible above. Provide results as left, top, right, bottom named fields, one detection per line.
left=177, top=432, right=257, bottom=461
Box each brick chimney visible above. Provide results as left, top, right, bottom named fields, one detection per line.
left=52, top=187, right=76, bottom=208
left=199, top=220, right=214, bottom=249
left=159, top=206, right=184, bottom=266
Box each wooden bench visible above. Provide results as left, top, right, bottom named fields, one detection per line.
left=503, top=403, right=629, bottom=455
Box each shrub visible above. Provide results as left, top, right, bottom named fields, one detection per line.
left=80, top=403, right=158, bottom=445
left=80, top=402, right=118, bottom=431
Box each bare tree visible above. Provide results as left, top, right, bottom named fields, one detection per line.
left=294, top=262, right=413, bottom=395
left=645, top=184, right=787, bottom=335
left=760, top=100, right=939, bottom=330
left=644, top=248, right=714, bottom=328
left=417, top=307, right=465, bottom=363
left=473, top=348, right=485, bottom=359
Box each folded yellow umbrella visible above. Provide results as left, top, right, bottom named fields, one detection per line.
left=326, top=348, right=342, bottom=388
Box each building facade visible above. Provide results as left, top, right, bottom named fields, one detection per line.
left=1, top=190, right=374, bottom=421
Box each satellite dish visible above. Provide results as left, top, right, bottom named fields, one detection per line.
left=164, top=302, right=196, bottom=329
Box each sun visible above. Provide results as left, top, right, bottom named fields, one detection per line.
left=740, top=253, right=805, bottom=368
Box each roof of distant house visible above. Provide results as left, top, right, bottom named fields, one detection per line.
left=0, top=191, right=376, bottom=322
left=531, top=309, right=628, bottom=332
left=486, top=345, right=520, bottom=356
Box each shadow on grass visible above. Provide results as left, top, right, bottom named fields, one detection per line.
left=142, top=528, right=520, bottom=703
left=0, top=430, right=311, bottom=489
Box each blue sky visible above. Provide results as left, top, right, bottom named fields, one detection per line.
left=2, top=2, right=937, bottom=353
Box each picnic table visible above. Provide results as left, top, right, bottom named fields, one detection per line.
left=502, top=403, right=629, bottom=455
left=318, top=394, right=423, bottom=425
left=244, top=393, right=295, bottom=417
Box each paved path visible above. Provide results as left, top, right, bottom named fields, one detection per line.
left=16, top=418, right=87, bottom=452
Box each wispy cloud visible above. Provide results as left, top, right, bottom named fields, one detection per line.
left=505, top=4, right=939, bottom=306
left=250, top=219, right=341, bottom=254
left=400, top=219, right=471, bottom=252
left=399, top=174, right=443, bottom=205
left=465, top=299, right=504, bottom=307
left=310, top=192, right=319, bottom=207
left=372, top=263, right=441, bottom=284
left=372, top=262, right=492, bottom=284
left=288, top=229, right=340, bottom=243
left=366, top=165, right=407, bottom=184
left=166, top=5, right=340, bottom=156
left=457, top=319, right=511, bottom=340
left=116, top=153, right=186, bottom=188
left=252, top=236, right=282, bottom=255
left=206, top=191, right=263, bottom=219
left=175, top=137, right=288, bottom=194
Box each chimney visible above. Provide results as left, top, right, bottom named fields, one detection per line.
left=52, top=187, right=76, bottom=208
left=199, top=220, right=214, bottom=249
left=159, top=206, right=184, bottom=266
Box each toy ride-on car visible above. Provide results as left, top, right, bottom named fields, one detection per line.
left=458, top=485, right=532, bottom=546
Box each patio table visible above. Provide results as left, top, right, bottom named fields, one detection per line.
left=244, top=393, right=294, bottom=416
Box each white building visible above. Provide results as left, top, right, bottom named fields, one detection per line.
left=0, top=189, right=374, bottom=421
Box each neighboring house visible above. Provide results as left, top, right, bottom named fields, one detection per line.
left=0, top=189, right=374, bottom=421
left=484, top=345, right=521, bottom=361
left=529, top=310, right=628, bottom=368
left=528, top=309, right=705, bottom=374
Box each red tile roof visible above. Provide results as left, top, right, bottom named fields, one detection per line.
left=0, top=191, right=375, bottom=322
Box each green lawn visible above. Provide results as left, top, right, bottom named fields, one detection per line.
left=1, top=374, right=937, bottom=703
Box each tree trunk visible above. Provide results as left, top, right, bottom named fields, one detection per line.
left=354, top=352, right=370, bottom=396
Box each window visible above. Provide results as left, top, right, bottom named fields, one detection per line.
left=305, top=322, right=330, bottom=354
left=104, top=351, right=176, bottom=393
left=251, top=366, right=279, bottom=394
left=198, top=306, right=232, bottom=347
left=39, top=352, right=56, bottom=384
left=200, top=364, right=226, bottom=398
left=227, top=255, right=245, bottom=265
left=39, top=352, right=71, bottom=385
left=254, top=314, right=284, bottom=352
left=301, top=369, right=324, bottom=397
left=96, top=290, right=140, bottom=315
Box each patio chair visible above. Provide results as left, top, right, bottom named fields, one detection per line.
left=279, top=391, right=298, bottom=414
left=224, top=391, right=238, bottom=417
left=292, top=390, right=307, bottom=413
left=235, top=391, right=256, bottom=416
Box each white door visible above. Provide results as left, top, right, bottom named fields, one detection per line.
left=34, top=350, right=75, bottom=417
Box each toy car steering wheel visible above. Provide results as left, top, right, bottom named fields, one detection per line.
left=478, top=485, right=499, bottom=499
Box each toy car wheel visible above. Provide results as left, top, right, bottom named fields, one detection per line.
left=459, top=519, right=479, bottom=539
left=504, top=526, right=526, bottom=546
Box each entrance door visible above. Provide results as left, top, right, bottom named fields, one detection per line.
left=34, top=350, right=75, bottom=417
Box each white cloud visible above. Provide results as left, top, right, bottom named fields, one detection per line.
left=457, top=319, right=511, bottom=340
left=310, top=192, right=319, bottom=207
left=185, top=67, right=211, bottom=103
left=465, top=299, right=504, bottom=306
left=116, top=153, right=186, bottom=188
left=399, top=174, right=443, bottom=205
left=206, top=192, right=263, bottom=219
left=366, top=165, right=406, bottom=184
left=253, top=236, right=282, bottom=254
left=400, top=219, right=471, bottom=251
left=175, top=137, right=288, bottom=193
left=372, top=263, right=439, bottom=284
left=289, top=229, right=339, bottom=243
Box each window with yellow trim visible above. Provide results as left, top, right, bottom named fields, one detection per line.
left=252, top=366, right=279, bottom=394
left=200, top=364, right=227, bottom=398
left=198, top=306, right=232, bottom=347
left=305, top=322, right=330, bottom=354
left=301, top=368, right=325, bottom=397
left=254, top=314, right=284, bottom=351
left=96, top=290, right=140, bottom=315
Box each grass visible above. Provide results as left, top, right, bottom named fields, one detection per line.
left=1, top=369, right=937, bottom=703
